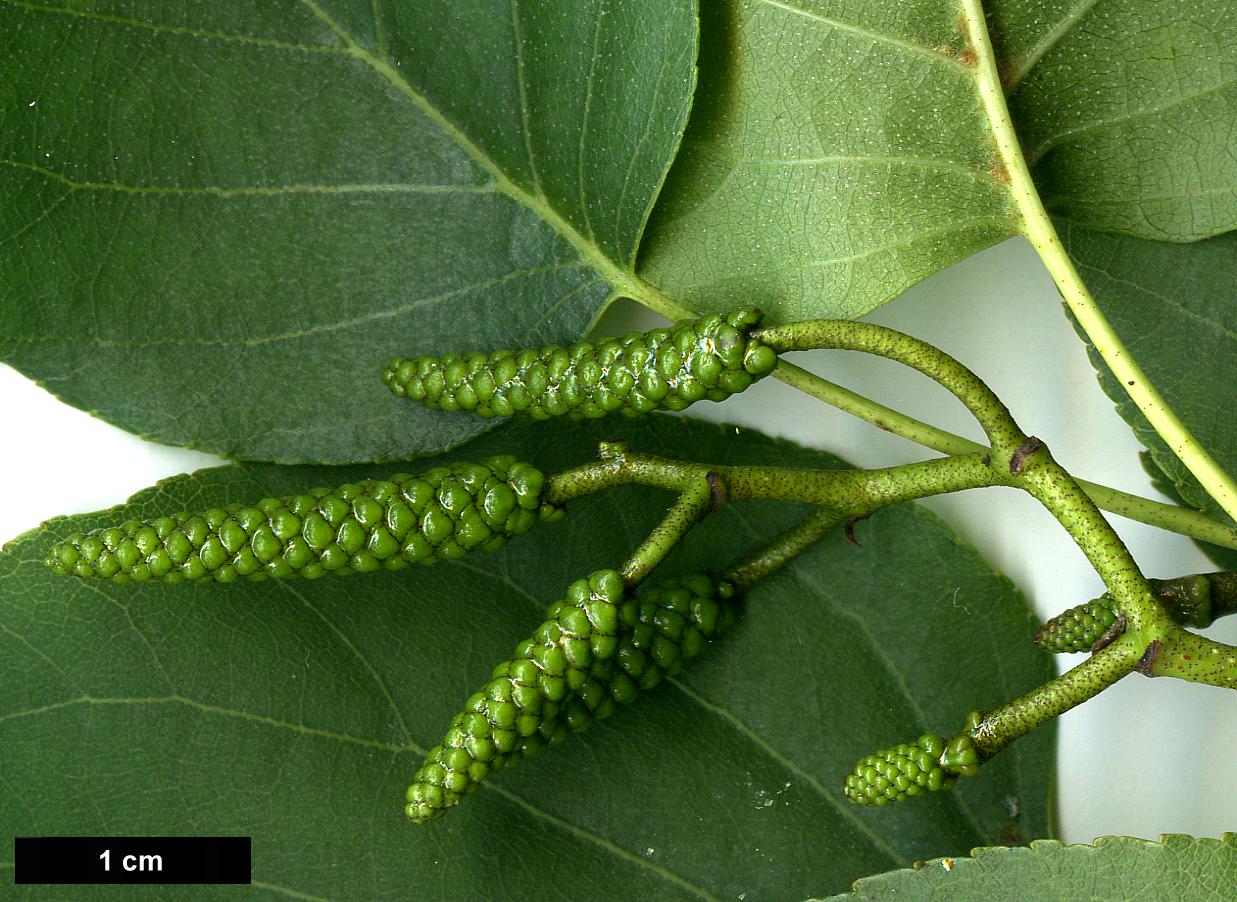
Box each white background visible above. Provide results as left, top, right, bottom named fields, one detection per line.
left=2, top=237, right=1233, bottom=844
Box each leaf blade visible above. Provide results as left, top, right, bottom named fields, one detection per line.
left=997, top=0, right=1237, bottom=240
left=825, top=833, right=1237, bottom=900
left=638, top=1, right=1017, bottom=322
left=636, top=0, right=1234, bottom=322
left=0, top=0, right=697, bottom=462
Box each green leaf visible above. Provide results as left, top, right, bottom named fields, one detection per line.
left=0, top=416, right=1053, bottom=899
left=0, top=1, right=695, bottom=462
left=825, top=833, right=1237, bottom=900
left=1060, top=224, right=1236, bottom=563
left=638, top=1, right=1014, bottom=321
left=993, top=1, right=1237, bottom=241
left=637, top=0, right=1234, bottom=321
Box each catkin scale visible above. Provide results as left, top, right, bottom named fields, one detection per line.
left=44, top=456, right=550, bottom=584
left=406, top=572, right=736, bottom=823
left=384, top=308, right=778, bottom=419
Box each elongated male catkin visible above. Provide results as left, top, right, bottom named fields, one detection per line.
left=406, top=572, right=736, bottom=823
left=384, top=308, right=779, bottom=419
left=44, top=456, right=549, bottom=584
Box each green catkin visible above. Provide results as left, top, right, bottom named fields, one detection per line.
left=1034, top=574, right=1236, bottom=652
left=44, top=456, right=550, bottom=584
left=406, top=572, right=736, bottom=823
left=843, top=730, right=981, bottom=806
left=383, top=308, right=779, bottom=420
left=1034, top=598, right=1119, bottom=653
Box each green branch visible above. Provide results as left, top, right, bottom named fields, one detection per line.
left=620, top=477, right=713, bottom=585
left=619, top=285, right=1237, bottom=550
left=725, top=507, right=843, bottom=591
left=741, top=321, right=1176, bottom=640
left=1151, top=632, right=1237, bottom=690
left=1010, top=445, right=1172, bottom=639
left=770, top=359, right=1237, bottom=550
left=969, top=636, right=1143, bottom=760
left=754, top=319, right=1024, bottom=454
left=545, top=445, right=1005, bottom=512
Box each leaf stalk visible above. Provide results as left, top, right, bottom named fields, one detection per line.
left=956, top=0, right=1237, bottom=521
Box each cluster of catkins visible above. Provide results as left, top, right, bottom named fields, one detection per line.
left=405, top=570, right=737, bottom=822
left=42, top=453, right=742, bottom=823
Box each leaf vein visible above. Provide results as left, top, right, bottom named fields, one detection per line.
left=481, top=781, right=723, bottom=901
left=737, top=153, right=1008, bottom=189
left=251, top=881, right=337, bottom=902
left=0, top=159, right=494, bottom=197
left=370, top=0, right=386, bottom=60
left=1004, top=0, right=1104, bottom=92
left=0, top=262, right=589, bottom=348
left=1026, top=78, right=1237, bottom=166
left=295, top=0, right=645, bottom=302
left=576, top=5, right=607, bottom=246
left=0, top=0, right=348, bottom=55
left=0, top=190, right=72, bottom=246
left=756, top=0, right=971, bottom=74
left=510, top=0, right=543, bottom=199
left=281, top=583, right=414, bottom=747
left=666, top=676, right=902, bottom=867
left=804, top=215, right=1013, bottom=269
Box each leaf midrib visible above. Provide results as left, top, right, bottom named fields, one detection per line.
left=0, top=158, right=495, bottom=196
left=297, top=0, right=650, bottom=312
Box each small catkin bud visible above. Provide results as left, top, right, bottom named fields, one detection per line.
left=384, top=308, right=778, bottom=420
left=1034, top=598, right=1120, bottom=653
left=44, top=456, right=551, bottom=585
left=405, top=573, right=737, bottom=824
left=843, top=731, right=981, bottom=806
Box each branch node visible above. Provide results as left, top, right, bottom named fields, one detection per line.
left=844, top=515, right=867, bottom=546
left=597, top=441, right=628, bottom=461
left=706, top=471, right=727, bottom=513
left=1009, top=436, right=1044, bottom=475
left=1136, top=639, right=1162, bottom=677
